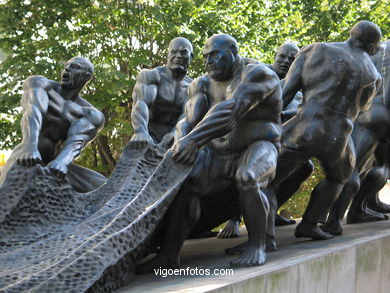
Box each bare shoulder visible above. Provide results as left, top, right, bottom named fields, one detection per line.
left=136, top=67, right=161, bottom=84
left=242, top=57, right=261, bottom=66
left=242, top=63, right=279, bottom=82
left=23, top=75, right=52, bottom=90
left=301, top=42, right=345, bottom=57
left=76, top=97, right=105, bottom=127
left=189, top=75, right=209, bottom=96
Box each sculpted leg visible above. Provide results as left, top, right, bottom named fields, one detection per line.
left=368, top=191, right=390, bottom=214
left=218, top=218, right=241, bottom=238
left=274, top=160, right=314, bottom=226
left=295, top=177, right=343, bottom=240
left=367, top=143, right=390, bottom=214
left=322, top=170, right=360, bottom=235
left=347, top=166, right=389, bottom=223
left=136, top=190, right=201, bottom=273
left=229, top=141, right=277, bottom=267
left=296, top=138, right=355, bottom=240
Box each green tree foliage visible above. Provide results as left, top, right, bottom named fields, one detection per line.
left=0, top=1, right=388, bottom=212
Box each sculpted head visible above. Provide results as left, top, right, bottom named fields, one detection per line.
left=167, top=37, right=193, bottom=73
left=203, top=34, right=239, bottom=81
left=350, top=21, right=381, bottom=55
left=273, top=43, right=299, bottom=79
left=61, top=57, right=94, bottom=89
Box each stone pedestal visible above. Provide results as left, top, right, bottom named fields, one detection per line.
left=117, top=218, right=390, bottom=293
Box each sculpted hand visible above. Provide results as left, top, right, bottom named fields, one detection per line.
left=159, top=132, right=175, bottom=149
left=17, top=145, right=42, bottom=167
left=172, top=137, right=198, bottom=165
left=47, top=160, right=68, bottom=178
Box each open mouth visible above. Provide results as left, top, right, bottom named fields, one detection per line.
left=62, top=72, right=70, bottom=81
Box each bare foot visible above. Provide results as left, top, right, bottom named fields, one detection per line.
left=347, top=208, right=389, bottom=224
left=275, top=214, right=296, bottom=226
left=230, top=245, right=266, bottom=267
left=368, top=201, right=390, bottom=214
left=47, top=160, right=68, bottom=178
left=320, top=219, right=343, bottom=236
left=295, top=220, right=333, bottom=240
left=136, top=254, right=179, bottom=274
left=218, top=219, right=240, bottom=238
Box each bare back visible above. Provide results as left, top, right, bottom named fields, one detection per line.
left=299, top=42, right=380, bottom=120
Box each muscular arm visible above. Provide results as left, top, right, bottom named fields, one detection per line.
left=173, top=65, right=281, bottom=164
left=282, top=48, right=307, bottom=108
left=18, top=76, right=51, bottom=165
left=49, top=106, right=104, bottom=175
left=359, top=77, right=381, bottom=113
left=186, top=64, right=280, bottom=147
left=174, top=76, right=209, bottom=141
left=130, top=69, right=160, bottom=142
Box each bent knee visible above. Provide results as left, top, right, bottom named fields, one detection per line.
left=235, top=170, right=261, bottom=191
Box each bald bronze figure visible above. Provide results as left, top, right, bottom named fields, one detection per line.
left=137, top=34, right=282, bottom=270
left=0, top=57, right=106, bottom=192
left=131, top=37, right=193, bottom=146
left=271, top=21, right=382, bottom=240
left=218, top=42, right=301, bottom=237
left=322, top=39, right=390, bottom=235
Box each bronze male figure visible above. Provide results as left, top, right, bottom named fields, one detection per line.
left=138, top=34, right=282, bottom=269
left=131, top=37, right=193, bottom=146
left=272, top=21, right=382, bottom=240
left=0, top=57, right=105, bottom=192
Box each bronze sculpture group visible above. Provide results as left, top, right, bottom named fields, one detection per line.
left=0, top=20, right=389, bottom=292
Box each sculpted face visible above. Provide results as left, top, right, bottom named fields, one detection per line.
left=167, top=38, right=193, bottom=73
left=61, top=57, right=93, bottom=89
left=203, top=34, right=238, bottom=81
left=273, top=44, right=299, bottom=78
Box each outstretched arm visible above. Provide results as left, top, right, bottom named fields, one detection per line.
left=48, top=106, right=104, bottom=176
left=130, top=69, right=160, bottom=143
left=185, top=64, right=280, bottom=146
left=17, top=76, right=50, bottom=166
left=172, top=76, right=209, bottom=163
left=174, top=76, right=209, bottom=141
left=173, top=65, right=281, bottom=164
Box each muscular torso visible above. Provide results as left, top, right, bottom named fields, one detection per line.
left=149, top=67, right=191, bottom=126
left=39, top=80, right=89, bottom=162
left=205, top=60, right=282, bottom=153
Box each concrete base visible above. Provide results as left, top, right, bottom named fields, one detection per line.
left=116, top=218, right=390, bottom=293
